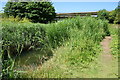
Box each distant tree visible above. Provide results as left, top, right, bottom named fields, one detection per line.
left=97, top=9, right=109, bottom=20
left=116, top=1, right=120, bottom=9
left=114, top=1, right=120, bottom=24
left=114, top=13, right=120, bottom=24
left=97, top=2, right=120, bottom=24
left=4, top=2, right=56, bottom=23
left=108, top=10, right=116, bottom=23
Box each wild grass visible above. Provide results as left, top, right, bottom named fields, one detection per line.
left=109, top=24, right=119, bottom=57
left=0, top=16, right=31, bottom=23
left=1, top=21, right=47, bottom=78
left=1, top=16, right=112, bottom=78
left=14, top=16, right=110, bottom=78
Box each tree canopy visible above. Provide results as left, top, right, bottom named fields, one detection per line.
left=97, top=9, right=109, bottom=20
left=97, top=5, right=120, bottom=24
left=4, top=2, right=56, bottom=23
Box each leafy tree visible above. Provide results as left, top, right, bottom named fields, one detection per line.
left=114, top=9, right=120, bottom=24
left=4, top=2, right=56, bottom=23
left=114, top=1, right=120, bottom=24
left=4, top=2, right=27, bottom=18
left=114, top=13, right=120, bottom=24
left=109, top=10, right=116, bottom=23
left=97, top=9, right=109, bottom=20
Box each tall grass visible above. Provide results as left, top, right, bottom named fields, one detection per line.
left=2, top=21, right=47, bottom=55
left=17, top=17, right=110, bottom=78
left=1, top=16, right=110, bottom=54
left=1, top=21, right=47, bottom=78
left=45, top=17, right=109, bottom=48
left=109, top=24, right=119, bottom=57
left=1, top=16, right=110, bottom=78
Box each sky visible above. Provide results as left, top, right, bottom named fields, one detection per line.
left=53, top=2, right=118, bottom=13
left=0, top=0, right=119, bottom=13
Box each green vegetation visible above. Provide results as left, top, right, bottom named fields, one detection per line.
left=97, top=8, right=120, bottom=24
left=1, top=16, right=110, bottom=78
left=109, top=10, right=116, bottom=23
left=109, top=24, right=119, bottom=57
left=1, top=1, right=119, bottom=78
left=2, top=21, right=47, bottom=55
left=3, top=2, right=56, bottom=23
left=1, top=21, right=46, bottom=78
left=2, top=14, right=119, bottom=78
left=1, top=17, right=110, bottom=55
left=97, top=9, right=109, bottom=20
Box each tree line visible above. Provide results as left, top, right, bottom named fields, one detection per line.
left=1, top=1, right=120, bottom=24
left=97, top=3, right=120, bottom=24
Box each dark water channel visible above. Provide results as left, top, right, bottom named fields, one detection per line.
left=14, top=49, right=53, bottom=71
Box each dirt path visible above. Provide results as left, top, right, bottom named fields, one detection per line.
left=96, top=36, right=118, bottom=78
left=83, top=25, right=119, bottom=78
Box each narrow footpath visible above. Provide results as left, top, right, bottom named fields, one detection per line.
left=96, top=36, right=118, bottom=78
left=82, top=35, right=118, bottom=78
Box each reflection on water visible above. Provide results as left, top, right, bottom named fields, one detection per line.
left=14, top=48, right=53, bottom=71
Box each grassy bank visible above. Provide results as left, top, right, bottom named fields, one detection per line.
left=109, top=24, right=119, bottom=77
left=1, top=16, right=112, bottom=78
left=109, top=24, right=119, bottom=57
left=2, top=17, right=109, bottom=55
left=7, top=17, right=109, bottom=78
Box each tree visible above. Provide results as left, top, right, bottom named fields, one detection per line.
left=108, top=10, right=116, bottom=23
left=97, top=9, right=109, bottom=20
left=114, top=9, right=120, bottom=24
left=4, top=2, right=56, bottom=23
left=114, top=13, right=120, bottom=24
left=97, top=1, right=120, bottom=24
left=114, top=1, right=120, bottom=24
